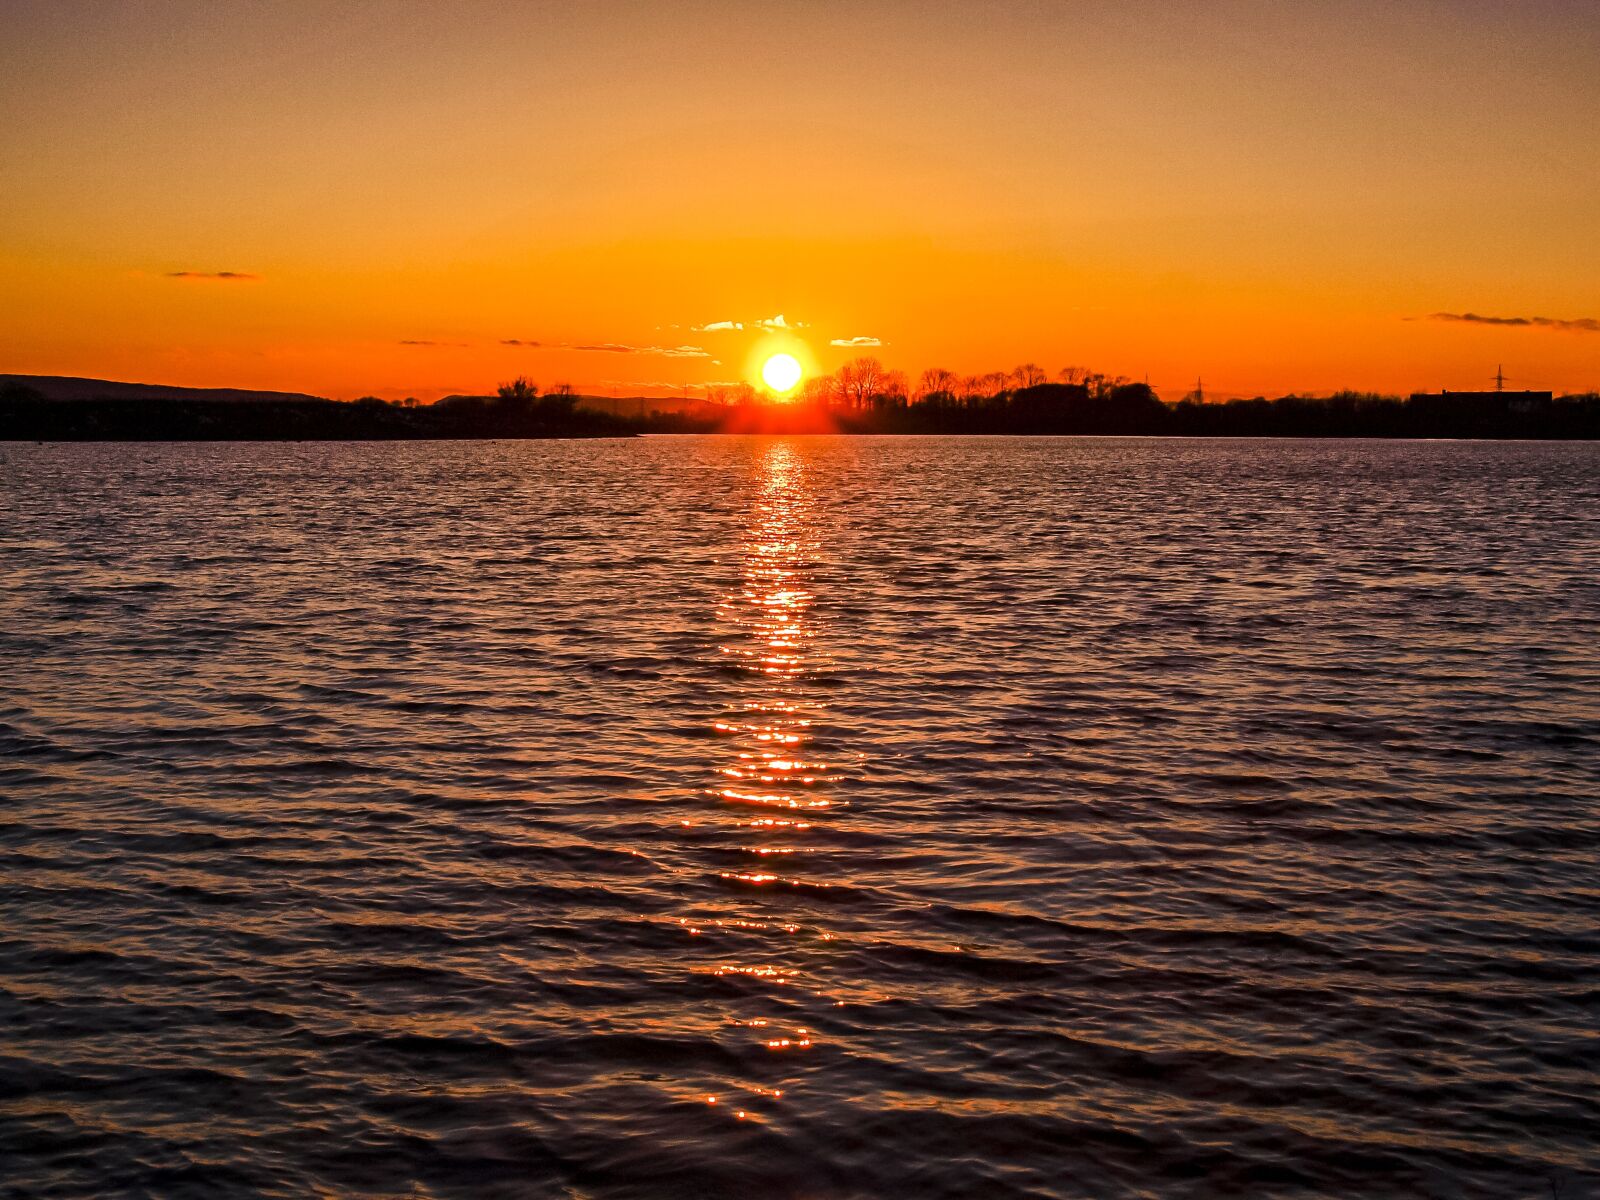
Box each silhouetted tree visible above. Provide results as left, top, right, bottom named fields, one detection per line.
left=497, top=376, right=540, bottom=402
left=1087, top=373, right=1131, bottom=400
left=1011, top=363, right=1047, bottom=389
left=877, top=369, right=909, bottom=408
left=799, top=376, right=836, bottom=406
left=917, top=367, right=959, bottom=407
left=838, top=357, right=884, bottom=409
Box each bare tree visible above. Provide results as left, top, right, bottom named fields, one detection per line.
left=1087, top=373, right=1129, bottom=399
left=878, top=369, right=909, bottom=408
left=800, top=375, right=836, bottom=406
left=917, top=367, right=958, bottom=406
left=1057, top=366, right=1088, bottom=386
left=839, top=357, right=884, bottom=409
left=1011, top=362, right=1047, bottom=389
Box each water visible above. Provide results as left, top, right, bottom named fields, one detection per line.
left=2, top=436, right=1597, bottom=1198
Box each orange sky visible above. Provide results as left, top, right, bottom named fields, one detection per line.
left=3, top=0, right=1598, bottom=399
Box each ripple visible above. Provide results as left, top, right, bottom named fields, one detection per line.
left=1, top=436, right=1597, bottom=1197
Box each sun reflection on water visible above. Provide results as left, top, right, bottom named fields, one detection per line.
left=681, top=440, right=844, bottom=1113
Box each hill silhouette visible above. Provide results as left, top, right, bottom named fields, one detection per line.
left=0, top=374, right=329, bottom=405
left=0, top=378, right=628, bottom=441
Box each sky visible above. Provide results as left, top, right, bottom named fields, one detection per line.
left=2, top=0, right=1598, bottom=400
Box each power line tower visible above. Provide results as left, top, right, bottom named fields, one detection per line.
left=1494, top=364, right=1506, bottom=392
left=1195, top=376, right=1204, bottom=404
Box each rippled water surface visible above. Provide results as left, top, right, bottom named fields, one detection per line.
left=2, top=436, right=1598, bottom=1198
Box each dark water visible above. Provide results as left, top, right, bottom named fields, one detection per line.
left=2, top=436, right=1597, bottom=1199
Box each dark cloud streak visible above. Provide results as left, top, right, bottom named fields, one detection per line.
left=1427, top=312, right=1600, bottom=333
left=166, top=270, right=259, bottom=281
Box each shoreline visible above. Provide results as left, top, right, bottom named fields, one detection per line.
left=5, top=388, right=1599, bottom=441
left=7, top=431, right=1600, bottom=443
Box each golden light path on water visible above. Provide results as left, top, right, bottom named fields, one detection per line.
left=683, top=442, right=839, bottom=1121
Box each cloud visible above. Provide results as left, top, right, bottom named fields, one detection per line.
left=686, top=315, right=808, bottom=332
left=830, top=335, right=884, bottom=348
left=597, top=378, right=752, bottom=395
left=1424, top=312, right=1600, bottom=333
left=399, top=339, right=469, bottom=347
left=574, top=343, right=710, bottom=358
left=166, top=270, right=259, bottom=281
left=499, top=338, right=541, bottom=347
left=602, top=379, right=707, bottom=390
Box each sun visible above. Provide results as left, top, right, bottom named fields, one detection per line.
left=761, top=353, right=803, bottom=395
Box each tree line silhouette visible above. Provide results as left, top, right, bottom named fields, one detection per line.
left=667, top=357, right=1600, bottom=438
left=4, top=365, right=1598, bottom=440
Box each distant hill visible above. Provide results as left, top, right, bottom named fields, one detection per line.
left=0, top=374, right=329, bottom=405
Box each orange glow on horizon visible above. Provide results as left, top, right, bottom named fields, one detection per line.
left=4, top=5, right=1596, bottom=398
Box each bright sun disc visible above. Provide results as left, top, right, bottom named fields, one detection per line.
left=761, top=353, right=803, bottom=393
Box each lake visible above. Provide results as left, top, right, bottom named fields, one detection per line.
left=2, top=436, right=1597, bottom=1198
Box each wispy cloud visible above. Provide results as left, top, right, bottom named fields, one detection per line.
left=830, top=335, right=884, bottom=348
left=687, top=314, right=807, bottom=332
left=500, top=338, right=541, bottom=347
left=400, top=339, right=467, bottom=347
left=1424, top=312, right=1600, bottom=333
left=574, top=343, right=711, bottom=358
left=602, top=379, right=716, bottom=390
left=166, top=270, right=259, bottom=281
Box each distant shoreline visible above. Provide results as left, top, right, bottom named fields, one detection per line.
left=5, top=383, right=1599, bottom=441
left=7, top=434, right=1599, bottom=445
